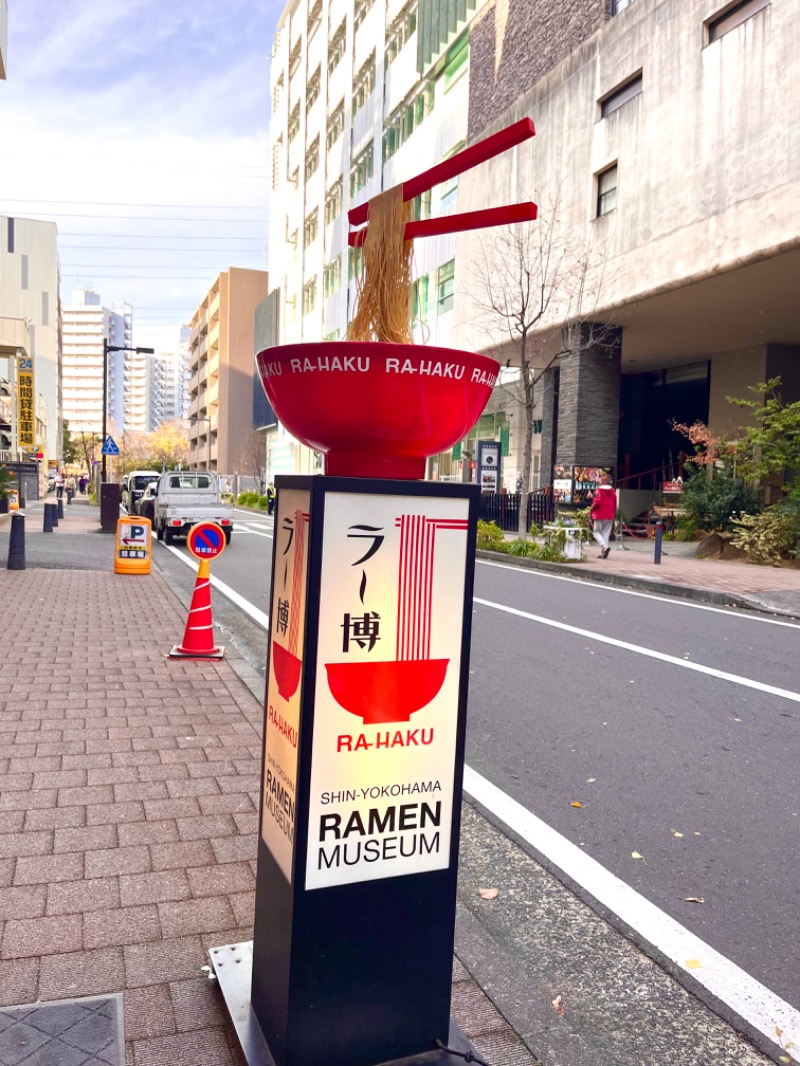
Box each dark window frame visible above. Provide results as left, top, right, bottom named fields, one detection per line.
left=596, top=163, right=618, bottom=218
left=599, top=72, right=643, bottom=118
left=706, top=0, right=769, bottom=42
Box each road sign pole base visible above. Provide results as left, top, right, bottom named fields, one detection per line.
left=168, top=644, right=225, bottom=660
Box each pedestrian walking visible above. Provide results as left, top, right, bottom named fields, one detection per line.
left=267, top=482, right=276, bottom=516
left=79, top=475, right=88, bottom=495
left=55, top=470, right=64, bottom=499
left=590, top=472, right=617, bottom=559
left=65, top=474, right=76, bottom=504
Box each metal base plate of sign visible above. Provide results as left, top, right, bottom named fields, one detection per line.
left=209, top=942, right=479, bottom=1066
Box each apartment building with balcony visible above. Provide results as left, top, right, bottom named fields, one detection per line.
left=265, top=0, right=488, bottom=475
left=188, top=268, right=268, bottom=473
left=146, top=344, right=190, bottom=430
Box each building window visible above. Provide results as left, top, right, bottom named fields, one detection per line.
left=324, top=256, right=342, bottom=299
left=325, top=178, right=343, bottom=225
left=439, top=141, right=464, bottom=213
left=272, top=137, right=282, bottom=190
left=328, top=19, right=346, bottom=75
left=21, top=255, right=28, bottom=291
left=326, top=102, right=345, bottom=150
left=383, top=81, right=435, bottom=161
left=288, top=37, right=302, bottom=78
left=413, top=274, right=429, bottom=322
left=354, top=0, right=376, bottom=32
left=596, top=164, right=618, bottom=217
left=272, top=74, right=284, bottom=113
left=353, top=53, right=376, bottom=115
left=304, top=208, right=319, bottom=249
left=303, top=278, right=317, bottom=315
left=707, top=0, right=769, bottom=42
left=412, top=190, right=432, bottom=221
left=348, top=244, right=364, bottom=280
left=288, top=102, right=300, bottom=142
left=443, top=34, right=469, bottom=89
left=307, top=0, right=322, bottom=38
left=386, top=2, right=417, bottom=66
left=600, top=72, right=642, bottom=117
left=306, top=66, right=321, bottom=111
left=612, top=0, right=635, bottom=13
left=436, top=260, right=455, bottom=315
left=350, top=141, right=374, bottom=198
left=305, top=136, right=320, bottom=180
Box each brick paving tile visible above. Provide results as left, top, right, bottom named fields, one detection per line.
left=115, top=781, right=169, bottom=803
left=0, top=957, right=39, bottom=1007
left=124, top=934, right=205, bottom=987
left=47, top=877, right=121, bottom=916
left=187, top=761, right=238, bottom=778
left=210, top=836, right=258, bottom=865
left=2, top=912, right=83, bottom=958
left=84, top=903, right=161, bottom=948
left=232, top=813, right=259, bottom=835
left=34, top=769, right=93, bottom=792
left=143, top=797, right=202, bottom=822
left=137, top=764, right=190, bottom=782
left=89, top=766, right=140, bottom=786
left=158, top=896, right=237, bottom=938
left=149, top=840, right=216, bottom=872
left=165, top=777, right=222, bottom=799
left=120, top=870, right=191, bottom=907
left=0, top=810, right=26, bottom=832
left=123, top=982, right=177, bottom=1041
left=217, top=774, right=259, bottom=793
left=0, top=772, right=34, bottom=791
left=0, top=858, right=14, bottom=888
left=200, top=928, right=252, bottom=955
left=9, top=755, right=62, bottom=773
left=0, top=885, right=47, bottom=920
left=24, top=806, right=86, bottom=830
left=63, top=753, right=115, bottom=770
left=186, top=863, right=255, bottom=899
left=87, top=800, right=146, bottom=826
left=176, top=815, right=237, bottom=842
left=160, top=748, right=210, bottom=765
left=132, top=736, right=178, bottom=751
left=85, top=845, right=151, bottom=878
left=169, top=976, right=228, bottom=1031
left=109, top=726, right=154, bottom=739
left=54, top=823, right=118, bottom=853
left=133, top=1026, right=234, bottom=1066
left=39, top=946, right=126, bottom=1000
left=228, top=891, right=255, bottom=929
left=119, top=821, right=179, bottom=848
left=87, top=738, right=132, bottom=754
left=0, top=742, right=37, bottom=758
left=58, top=783, right=115, bottom=807
left=14, top=852, right=84, bottom=885
left=197, top=795, right=254, bottom=817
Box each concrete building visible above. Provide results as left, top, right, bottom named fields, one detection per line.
left=0, top=216, right=62, bottom=464
left=146, top=344, right=190, bottom=430
left=263, top=0, right=488, bottom=476
left=188, top=268, right=268, bottom=473
left=453, top=0, right=800, bottom=497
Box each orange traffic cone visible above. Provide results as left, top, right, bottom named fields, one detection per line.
left=169, top=559, right=225, bottom=659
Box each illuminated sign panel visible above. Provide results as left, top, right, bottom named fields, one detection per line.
left=305, top=491, right=470, bottom=890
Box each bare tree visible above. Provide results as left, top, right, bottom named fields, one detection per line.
left=471, top=195, right=610, bottom=537
left=236, top=429, right=266, bottom=495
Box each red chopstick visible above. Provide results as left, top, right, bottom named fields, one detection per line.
left=347, top=202, right=537, bottom=247
left=347, top=117, right=535, bottom=228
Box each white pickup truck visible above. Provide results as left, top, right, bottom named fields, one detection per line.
left=152, top=471, right=234, bottom=545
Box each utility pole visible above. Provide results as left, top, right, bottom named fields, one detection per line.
left=102, top=339, right=154, bottom=481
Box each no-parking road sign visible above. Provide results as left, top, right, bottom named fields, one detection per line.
left=186, top=522, right=227, bottom=561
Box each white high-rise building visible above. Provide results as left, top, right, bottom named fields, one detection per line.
left=265, top=0, right=485, bottom=474
left=146, top=343, right=189, bottom=430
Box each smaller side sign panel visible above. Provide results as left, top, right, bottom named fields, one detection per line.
left=186, top=523, right=226, bottom=560
left=261, top=489, right=311, bottom=883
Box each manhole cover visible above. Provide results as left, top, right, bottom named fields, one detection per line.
left=0, top=993, right=123, bottom=1065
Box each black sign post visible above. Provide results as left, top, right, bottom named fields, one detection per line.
left=215, top=474, right=480, bottom=1066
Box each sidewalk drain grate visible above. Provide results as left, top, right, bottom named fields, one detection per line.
left=0, top=993, right=124, bottom=1066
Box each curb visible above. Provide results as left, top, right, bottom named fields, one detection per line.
left=475, top=548, right=800, bottom=618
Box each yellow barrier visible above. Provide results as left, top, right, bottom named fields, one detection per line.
left=8, top=490, right=19, bottom=510
left=114, top=515, right=152, bottom=575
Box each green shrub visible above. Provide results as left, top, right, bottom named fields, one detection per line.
left=505, top=538, right=534, bottom=557
left=237, top=491, right=260, bottom=506
left=257, top=495, right=271, bottom=510
left=528, top=522, right=541, bottom=538
left=681, top=468, right=760, bottom=532
left=730, top=509, right=795, bottom=563
left=476, top=520, right=505, bottom=552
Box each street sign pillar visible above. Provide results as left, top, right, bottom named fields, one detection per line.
left=240, top=475, right=479, bottom=1066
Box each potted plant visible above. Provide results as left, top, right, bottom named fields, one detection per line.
left=0, top=465, right=17, bottom=514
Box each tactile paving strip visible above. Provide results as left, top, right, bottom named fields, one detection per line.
left=0, top=993, right=124, bottom=1066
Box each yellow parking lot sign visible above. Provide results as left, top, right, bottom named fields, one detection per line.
left=114, top=516, right=152, bottom=575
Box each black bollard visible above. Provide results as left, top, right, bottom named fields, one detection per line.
left=7, top=512, right=25, bottom=570
left=654, top=520, right=663, bottom=565
left=43, top=503, right=54, bottom=533
left=57, top=498, right=64, bottom=518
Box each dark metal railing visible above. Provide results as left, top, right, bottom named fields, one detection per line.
left=478, top=491, right=555, bottom=532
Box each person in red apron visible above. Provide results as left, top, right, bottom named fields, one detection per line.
left=590, top=473, right=617, bottom=558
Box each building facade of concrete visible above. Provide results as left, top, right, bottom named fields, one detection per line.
left=453, top=0, right=799, bottom=492
left=146, top=345, right=190, bottom=431
left=188, top=268, right=268, bottom=473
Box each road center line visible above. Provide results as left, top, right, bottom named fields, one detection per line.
left=474, top=596, right=800, bottom=704
left=159, top=543, right=271, bottom=629
left=237, top=526, right=274, bottom=539
left=463, top=765, right=800, bottom=1052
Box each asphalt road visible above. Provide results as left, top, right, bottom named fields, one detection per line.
left=157, top=508, right=800, bottom=1053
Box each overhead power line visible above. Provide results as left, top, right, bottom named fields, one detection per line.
left=9, top=211, right=267, bottom=222
left=59, top=233, right=266, bottom=240
left=1, top=198, right=267, bottom=209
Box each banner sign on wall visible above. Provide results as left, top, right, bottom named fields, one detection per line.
left=305, top=491, right=470, bottom=890
left=261, top=488, right=311, bottom=883
left=16, top=352, right=35, bottom=450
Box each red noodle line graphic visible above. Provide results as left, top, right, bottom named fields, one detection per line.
left=394, top=516, right=468, bottom=661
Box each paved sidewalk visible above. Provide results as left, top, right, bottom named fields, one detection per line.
left=0, top=498, right=537, bottom=1066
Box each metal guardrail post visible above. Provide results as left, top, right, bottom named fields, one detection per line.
left=654, top=520, right=663, bottom=565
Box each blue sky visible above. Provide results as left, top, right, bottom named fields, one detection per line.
left=0, top=0, right=284, bottom=349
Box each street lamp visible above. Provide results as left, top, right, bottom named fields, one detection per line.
left=188, top=415, right=211, bottom=472
left=102, top=339, right=154, bottom=481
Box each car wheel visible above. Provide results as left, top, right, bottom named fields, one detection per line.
left=224, top=530, right=232, bottom=545
left=164, top=527, right=174, bottom=545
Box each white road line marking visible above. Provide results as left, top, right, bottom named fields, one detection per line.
left=475, top=596, right=800, bottom=704
left=463, top=765, right=800, bottom=1052
left=233, top=508, right=274, bottom=521
left=160, top=543, right=271, bottom=629
left=237, top=525, right=273, bottom=539
left=477, top=559, right=800, bottom=628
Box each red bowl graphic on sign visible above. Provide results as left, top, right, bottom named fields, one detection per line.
left=272, top=642, right=302, bottom=701
left=325, top=659, right=448, bottom=724
left=256, top=342, right=497, bottom=480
